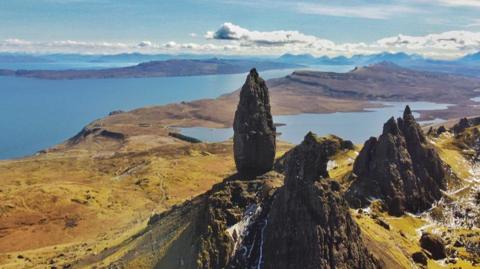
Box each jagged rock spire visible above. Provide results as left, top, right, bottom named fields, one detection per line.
left=262, top=133, right=379, bottom=269
left=233, top=68, right=276, bottom=176
left=383, top=116, right=400, bottom=135
left=403, top=105, right=412, bottom=118
left=346, top=105, right=449, bottom=216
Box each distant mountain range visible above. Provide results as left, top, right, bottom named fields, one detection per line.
left=1, top=51, right=479, bottom=77
left=0, top=52, right=270, bottom=65
left=277, top=51, right=480, bottom=65
left=277, top=52, right=480, bottom=77
left=277, top=52, right=421, bottom=65
left=0, top=58, right=300, bottom=79
left=2, top=51, right=478, bottom=66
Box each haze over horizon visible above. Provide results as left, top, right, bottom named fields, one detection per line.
left=1, top=0, right=480, bottom=59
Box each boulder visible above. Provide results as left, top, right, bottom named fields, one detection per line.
left=411, top=251, right=428, bottom=265
left=233, top=68, right=276, bottom=176
left=420, top=232, right=447, bottom=260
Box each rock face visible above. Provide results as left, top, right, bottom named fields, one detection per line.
left=233, top=68, right=276, bottom=176
left=195, top=173, right=282, bottom=269
left=262, top=133, right=379, bottom=269
left=346, top=106, right=448, bottom=216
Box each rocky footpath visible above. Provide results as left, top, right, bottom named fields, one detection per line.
left=233, top=68, right=276, bottom=176
left=346, top=106, right=449, bottom=216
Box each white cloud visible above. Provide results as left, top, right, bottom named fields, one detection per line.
left=0, top=38, right=224, bottom=54
left=205, top=22, right=329, bottom=46
left=138, top=41, right=153, bottom=47
left=376, top=31, right=480, bottom=52
left=2, top=25, right=480, bottom=59
left=0, top=39, right=133, bottom=53
left=189, top=33, right=198, bottom=37
left=437, top=0, right=480, bottom=7
left=204, top=23, right=480, bottom=59
left=296, top=3, right=419, bottom=19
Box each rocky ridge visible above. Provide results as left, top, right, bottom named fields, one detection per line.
left=346, top=106, right=449, bottom=216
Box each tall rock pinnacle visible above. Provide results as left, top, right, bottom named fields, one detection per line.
left=233, top=68, right=276, bottom=176
left=346, top=106, right=449, bottom=216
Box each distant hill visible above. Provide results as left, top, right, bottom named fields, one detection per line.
left=0, top=53, right=53, bottom=63
left=278, top=53, right=319, bottom=64
left=267, top=61, right=480, bottom=104
left=277, top=52, right=423, bottom=66
left=0, top=58, right=301, bottom=79
left=277, top=51, right=480, bottom=77
left=355, top=52, right=424, bottom=65
left=131, top=62, right=480, bottom=130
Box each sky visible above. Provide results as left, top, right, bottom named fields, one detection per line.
left=1, top=0, right=480, bottom=58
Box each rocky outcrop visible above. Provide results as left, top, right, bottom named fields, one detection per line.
left=233, top=68, right=276, bottom=176
left=420, top=233, right=446, bottom=260
left=452, top=116, right=480, bottom=134
left=346, top=106, right=448, bottom=216
left=411, top=251, right=428, bottom=265
left=449, top=117, right=480, bottom=160
left=436, top=125, right=447, bottom=136
left=67, top=125, right=125, bottom=146
left=274, top=132, right=354, bottom=176
left=168, top=132, right=202, bottom=143
left=453, top=117, right=472, bottom=134
left=262, top=133, right=379, bottom=269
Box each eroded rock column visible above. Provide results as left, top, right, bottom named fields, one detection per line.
left=233, top=68, right=276, bottom=176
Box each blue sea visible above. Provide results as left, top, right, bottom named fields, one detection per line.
left=0, top=63, right=448, bottom=159
left=180, top=102, right=449, bottom=145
